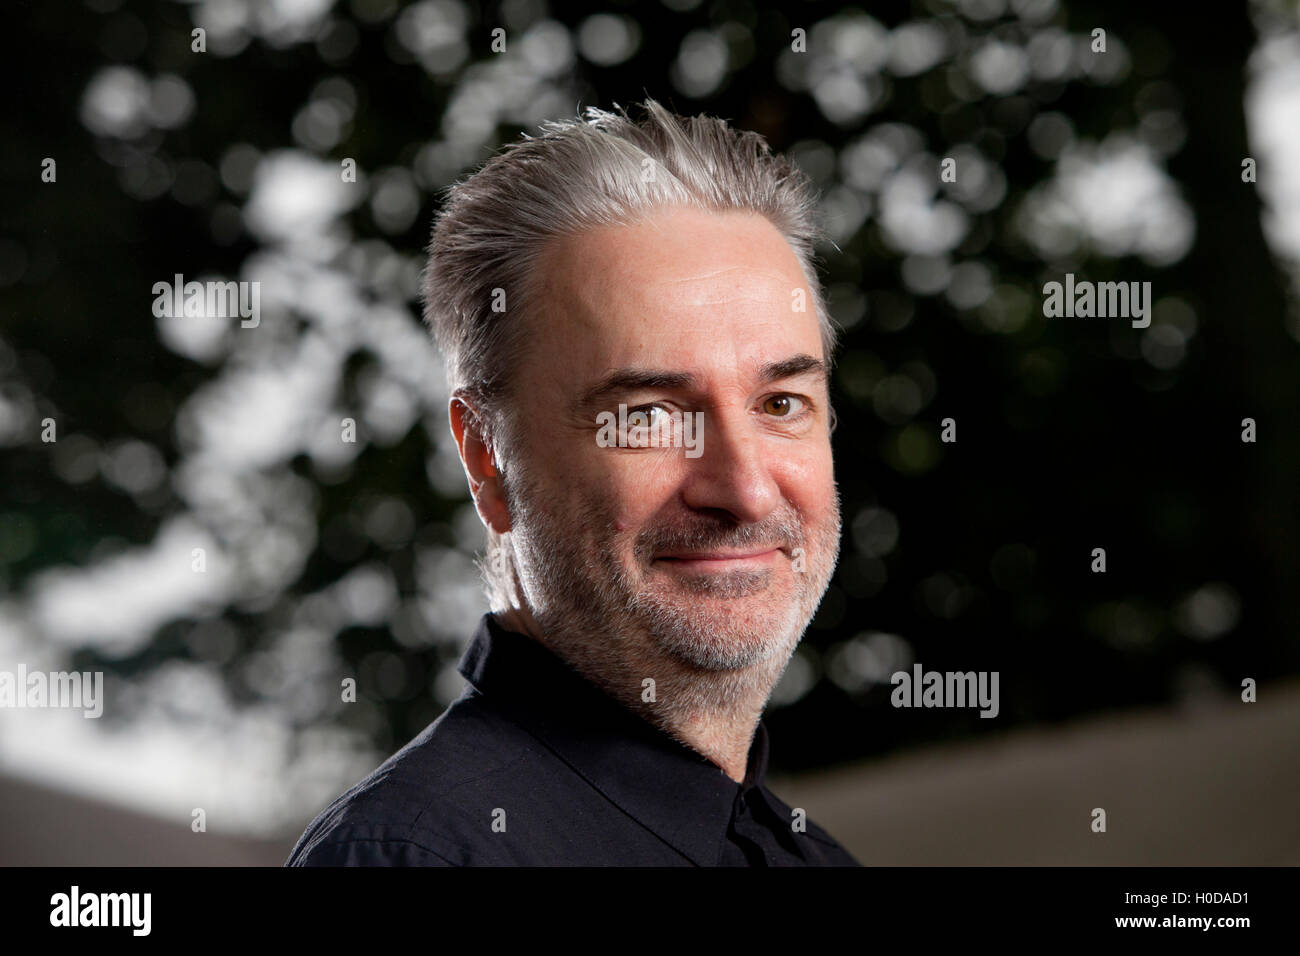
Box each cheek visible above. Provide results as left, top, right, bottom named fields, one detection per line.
left=603, top=460, right=683, bottom=532
left=779, top=441, right=835, bottom=497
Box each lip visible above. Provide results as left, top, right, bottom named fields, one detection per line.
left=655, top=548, right=782, bottom=567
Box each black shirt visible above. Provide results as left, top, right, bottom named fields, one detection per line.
left=287, top=613, right=860, bottom=866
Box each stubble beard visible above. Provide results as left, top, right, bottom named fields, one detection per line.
left=503, top=460, right=842, bottom=721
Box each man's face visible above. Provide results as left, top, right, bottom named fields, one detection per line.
left=498, top=205, right=840, bottom=676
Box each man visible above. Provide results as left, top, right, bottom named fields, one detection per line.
left=288, top=98, right=858, bottom=866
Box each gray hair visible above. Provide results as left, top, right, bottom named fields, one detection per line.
left=421, top=98, right=837, bottom=610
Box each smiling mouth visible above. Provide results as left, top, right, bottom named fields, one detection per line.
left=654, top=548, right=783, bottom=569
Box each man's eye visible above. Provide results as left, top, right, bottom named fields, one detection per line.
left=762, top=395, right=805, bottom=417
left=629, top=404, right=665, bottom=424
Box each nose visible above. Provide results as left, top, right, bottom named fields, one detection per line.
left=678, top=407, right=781, bottom=525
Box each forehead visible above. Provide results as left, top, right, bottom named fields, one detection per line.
left=531, top=206, right=822, bottom=375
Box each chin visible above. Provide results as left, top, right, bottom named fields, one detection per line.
left=641, top=600, right=806, bottom=673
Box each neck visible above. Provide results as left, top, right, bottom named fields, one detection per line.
left=491, top=606, right=782, bottom=783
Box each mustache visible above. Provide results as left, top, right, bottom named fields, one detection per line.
left=636, top=512, right=804, bottom=559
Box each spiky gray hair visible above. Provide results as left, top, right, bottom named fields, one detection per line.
left=421, top=97, right=836, bottom=611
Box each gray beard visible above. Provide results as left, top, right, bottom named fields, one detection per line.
left=502, top=463, right=842, bottom=737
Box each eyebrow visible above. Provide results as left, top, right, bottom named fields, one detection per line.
left=577, top=353, right=828, bottom=408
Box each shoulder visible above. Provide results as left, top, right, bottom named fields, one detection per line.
left=286, top=691, right=543, bottom=867
left=759, top=785, right=862, bottom=866
left=289, top=832, right=459, bottom=866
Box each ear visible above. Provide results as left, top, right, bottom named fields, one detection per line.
left=448, top=392, right=512, bottom=534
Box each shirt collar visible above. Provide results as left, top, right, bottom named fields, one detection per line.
left=457, top=612, right=770, bottom=865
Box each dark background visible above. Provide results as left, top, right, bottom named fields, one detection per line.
left=1, top=0, right=1297, bottom=848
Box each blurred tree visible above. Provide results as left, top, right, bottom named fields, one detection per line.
left=1, top=0, right=1295, bottom=823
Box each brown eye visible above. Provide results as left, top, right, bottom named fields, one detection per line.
left=763, top=395, right=800, bottom=417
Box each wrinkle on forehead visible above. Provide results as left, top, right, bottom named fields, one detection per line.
left=645, top=266, right=802, bottom=308
left=528, top=207, right=817, bottom=361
